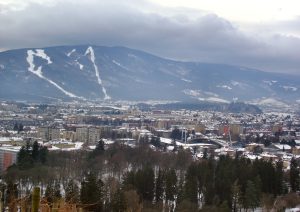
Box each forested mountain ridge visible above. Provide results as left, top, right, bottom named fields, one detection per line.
left=0, top=45, right=299, bottom=105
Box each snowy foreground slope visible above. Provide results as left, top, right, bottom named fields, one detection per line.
left=0, top=45, right=299, bottom=103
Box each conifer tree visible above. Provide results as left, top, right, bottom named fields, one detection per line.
left=45, top=182, right=54, bottom=203
left=155, top=169, right=165, bottom=203
left=65, top=180, right=79, bottom=204
left=39, top=146, right=48, bottom=164
left=135, top=166, right=154, bottom=201
left=231, top=180, right=242, bottom=212
left=290, top=158, right=299, bottom=192
left=111, top=188, right=127, bottom=212
left=244, top=180, right=259, bottom=211
left=275, top=160, right=284, bottom=195
left=122, top=171, right=135, bottom=191
left=80, top=172, right=103, bottom=211
left=165, top=169, right=177, bottom=202
left=184, top=163, right=198, bottom=204
left=32, top=141, right=40, bottom=161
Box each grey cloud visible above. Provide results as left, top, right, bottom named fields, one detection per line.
left=0, top=0, right=299, bottom=74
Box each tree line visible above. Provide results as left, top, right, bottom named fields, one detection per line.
left=2, top=141, right=300, bottom=211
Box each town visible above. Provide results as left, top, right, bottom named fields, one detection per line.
left=0, top=100, right=299, bottom=172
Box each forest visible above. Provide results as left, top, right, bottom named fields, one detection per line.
left=2, top=140, right=300, bottom=211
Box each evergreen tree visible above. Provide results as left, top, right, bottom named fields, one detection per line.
left=122, top=171, right=135, bottom=191
left=17, top=141, right=48, bottom=168
left=184, top=163, right=198, bottom=204
left=65, top=180, right=79, bottom=204
left=253, top=176, right=262, bottom=204
left=275, top=160, right=284, bottom=195
left=214, top=156, right=234, bottom=206
left=45, top=181, right=61, bottom=204
left=244, top=180, right=259, bottom=211
left=31, top=141, right=40, bottom=162
left=150, top=136, right=161, bottom=148
left=155, top=169, right=165, bottom=203
left=165, top=168, right=177, bottom=211
left=135, top=166, right=155, bottom=201
left=25, top=140, right=31, bottom=153
left=204, top=157, right=216, bottom=205
left=53, top=181, right=62, bottom=202
left=231, top=180, right=242, bottom=212
left=165, top=169, right=177, bottom=201
left=290, top=158, right=300, bottom=192
left=111, top=188, right=127, bottom=212
left=95, top=139, right=105, bottom=152
left=90, top=139, right=105, bottom=158
left=39, top=146, right=48, bottom=164
left=80, top=172, right=103, bottom=211
left=45, top=182, right=54, bottom=203
left=17, top=146, right=33, bottom=169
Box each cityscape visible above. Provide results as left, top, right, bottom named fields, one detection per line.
left=1, top=100, right=300, bottom=169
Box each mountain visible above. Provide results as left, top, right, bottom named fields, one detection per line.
left=0, top=45, right=299, bottom=104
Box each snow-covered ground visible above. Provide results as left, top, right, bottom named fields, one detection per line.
left=181, top=78, right=192, bottom=83
left=251, top=97, right=289, bottom=108
left=282, top=86, right=298, bottom=92
left=85, top=46, right=111, bottom=100
left=26, top=49, right=84, bottom=99
left=67, top=49, right=76, bottom=57
left=217, top=85, right=232, bottom=90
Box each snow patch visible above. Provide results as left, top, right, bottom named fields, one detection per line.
left=183, top=89, right=228, bottom=103
left=231, top=81, right=240, bottom=86
left=67, top=49, right=76, bottom=57
left=26, top=49, right=83, bottom=99
left=217, top=85, right=232, bottom=90
left=183, top=89, right=219, bottom=98
left=35, top=49, right=52, bottom=64
left=252, top=98, right=289, bottom=108
left=282, top=86, right=298, bottom=92
left=128, top=54, right=138, bottom=59
left=205, top=97, right=229, bottom=103
left=181, top=78, right=192, bottom=83
left=0, top=64, right=4, bottom=70
left=230, top=80, right=248, bottom=89
left=112, top=60, right=130, bottom=71
left=183, top=89, right=201, bottom=97
left=232, top=97, right=238, bottom=102
left=75, top=60, right=84, bottom=70
left=203, top=91, right=219, bottom=97
left=263, top=80, right=277, bottom=86
left=85, top=46, right=111, bottom=100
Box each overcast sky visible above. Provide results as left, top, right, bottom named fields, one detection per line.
left=0, top=0, right=300, bottom=74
